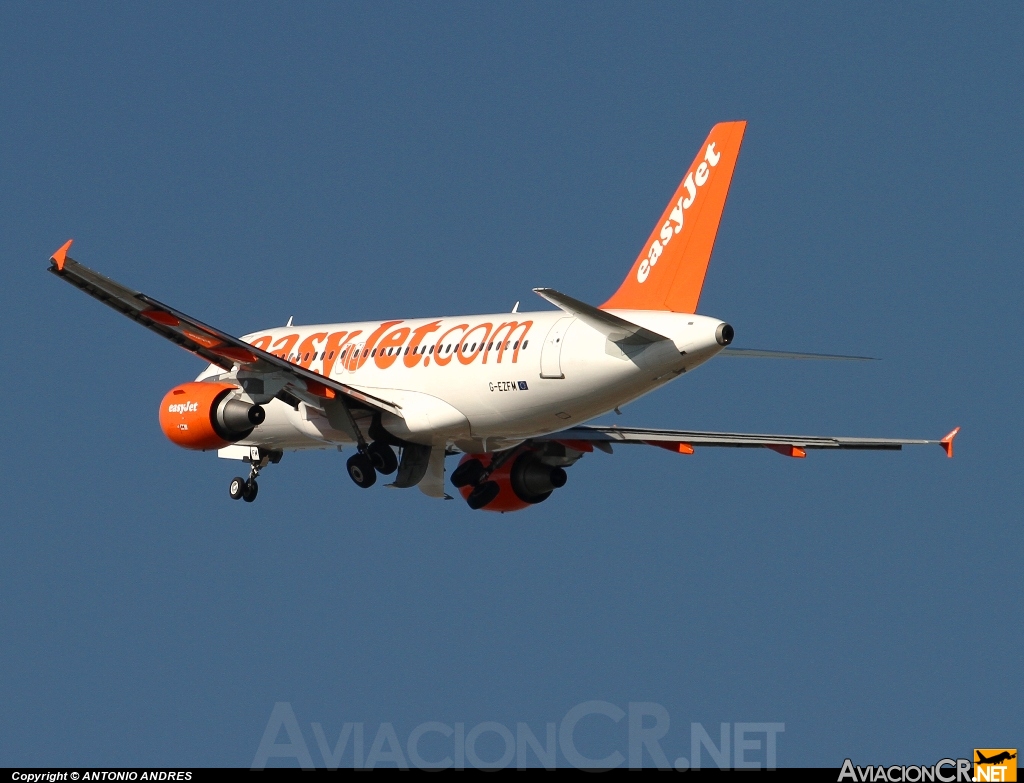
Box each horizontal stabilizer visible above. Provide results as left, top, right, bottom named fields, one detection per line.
left=722, top=348, right=877, bottom=361
left=533, top=288, right=668, bottom=345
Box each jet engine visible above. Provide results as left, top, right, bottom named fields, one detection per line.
left=454, top=450, right=568, bottom=512
left=159, top=382, right=265, bottom=451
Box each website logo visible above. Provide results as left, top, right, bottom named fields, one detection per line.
left=975, top=749, right=1017, bottom=782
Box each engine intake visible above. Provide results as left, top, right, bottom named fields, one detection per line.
left=455, top=450, right=570, bottom=511
left=160, top=382, right=265, bottom=451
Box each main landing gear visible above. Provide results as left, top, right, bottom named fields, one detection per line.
left=346, top=441, right=398, bottom=489
left=228, top=448, right=281, bottom=503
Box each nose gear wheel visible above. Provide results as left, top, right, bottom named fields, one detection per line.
left=227, top=448, right=280, bottom=502
left=229, top=476, right=247, bottom=500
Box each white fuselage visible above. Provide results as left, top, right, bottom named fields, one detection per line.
left=201, top=309, right=727, bottom=454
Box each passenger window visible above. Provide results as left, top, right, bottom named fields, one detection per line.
left=514, top=341, right=519, bottom=349
left=522, top=340, right=528, bottom=349
left=429, top=345, right=435, bottom=354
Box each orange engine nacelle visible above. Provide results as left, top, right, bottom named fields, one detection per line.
left=159, top=382, right=266, bottom=451
left=454, top=450, right=568, bottom=512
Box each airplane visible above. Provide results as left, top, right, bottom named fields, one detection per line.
left=976, top=751, right=1016, bottom=765
left=48, top=121, right=959, bottom=512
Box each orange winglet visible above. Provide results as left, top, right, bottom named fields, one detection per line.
left=50, top=239, right=74, bottom=271
left=940, top=427, right=960, bottom=458
left=766, top=444, right=806, bottom=458
left=646, top=440, right=695, bottom=455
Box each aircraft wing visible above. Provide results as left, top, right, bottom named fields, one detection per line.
left=47, top=240, right=402, bottom=416
left=538, top=424, right=960, bottom=458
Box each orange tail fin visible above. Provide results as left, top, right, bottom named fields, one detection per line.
left=602, top=121, right=746, bottom=313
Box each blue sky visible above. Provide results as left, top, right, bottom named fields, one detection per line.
left=2, top=2, right=1021, bottom=768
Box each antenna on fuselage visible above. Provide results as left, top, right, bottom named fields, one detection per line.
left=286, top=316, right=294, bottom=327
left=511, top=301, right=519, bottom=313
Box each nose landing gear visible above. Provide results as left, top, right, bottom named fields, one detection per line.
left=230, top=475, right=259, bottom=502
left=228, top=448, right=281, bottom=503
